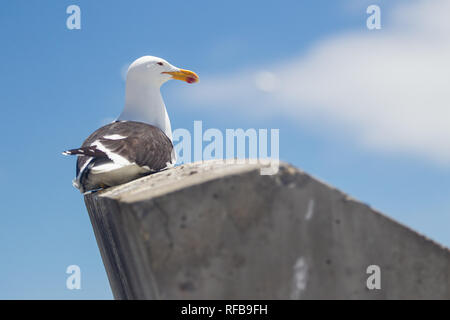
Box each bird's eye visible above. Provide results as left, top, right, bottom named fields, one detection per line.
left=157, top=62, right=163, bottom=66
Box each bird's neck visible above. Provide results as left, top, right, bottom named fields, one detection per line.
left=119, top=80, right=173, bottom=141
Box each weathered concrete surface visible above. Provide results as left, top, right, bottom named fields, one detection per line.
left=84, top=160, right=450, bottom=300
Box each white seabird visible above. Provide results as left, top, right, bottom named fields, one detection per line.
left=63, top=56, right=199, bottom=193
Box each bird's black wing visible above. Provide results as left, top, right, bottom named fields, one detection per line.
left=75, top=121, right=173, bottom=176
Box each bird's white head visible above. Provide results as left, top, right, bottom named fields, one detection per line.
left=126, top=56, right=199, bottom=87
left=120, top=56, right=199, bottom=143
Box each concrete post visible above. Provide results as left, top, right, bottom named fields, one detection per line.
left=84, top=160, right=450, bottom=299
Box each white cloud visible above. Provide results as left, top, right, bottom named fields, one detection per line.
left=182, top=0, right=450, bottom=165
left=254, top=71, right=279, bottom=93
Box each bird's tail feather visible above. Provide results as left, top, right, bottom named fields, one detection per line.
left=62, top=147, right=107, bottom=158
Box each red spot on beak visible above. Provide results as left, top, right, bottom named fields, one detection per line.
left=186, top=77, right=196, bottom=84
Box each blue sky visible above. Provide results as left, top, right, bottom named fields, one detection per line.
left=0, top=0, right=448, bottom=299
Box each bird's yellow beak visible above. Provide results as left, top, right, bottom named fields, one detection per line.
left=162, top=69, right=199, bottom=84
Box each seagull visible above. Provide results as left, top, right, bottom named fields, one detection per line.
left=63, top=56, right=199, bottom=193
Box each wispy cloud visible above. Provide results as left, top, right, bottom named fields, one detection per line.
left=182, top=0, right=450, bottom=166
